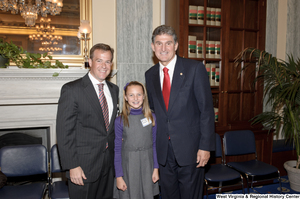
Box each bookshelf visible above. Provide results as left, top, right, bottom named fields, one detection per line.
left=165, top=0, right=269, bottom=157
left=165, top=0, right=273, bottom=169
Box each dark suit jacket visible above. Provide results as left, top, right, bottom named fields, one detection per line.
left=145, top=56, right=215, bottom=166
left=56, top=73, right=119, bottom=182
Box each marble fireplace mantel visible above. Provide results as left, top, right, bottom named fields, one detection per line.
left=0, top=68, right=89, bottom=146
left=0, top=68, right=89, bottom=104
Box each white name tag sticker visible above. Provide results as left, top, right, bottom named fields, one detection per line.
left=141, top=118, right=152, bottom=127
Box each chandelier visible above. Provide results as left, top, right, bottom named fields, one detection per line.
left=39, top=46, right=62, bottom=52
left=41, top=40, right=59, bottom=45
left=28, top=16, right=62, bottom=53
left=36, top=17, right=55, bottom=33
left=38, top=37, right=62, bottom=53
left=29, top=17, right=62, bottom=41
left=38, top=36, right=62, bottom=53
left=29, top=34, right=62, bottom=41
left=0, top=0, right=63, bottom=26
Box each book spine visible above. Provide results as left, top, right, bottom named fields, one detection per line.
left=208, top=41, right=215, bottom=58
left=216, top=8, right=221, bottom=26
left=206, top=63, right=211, bottom=83
left=215, top=41, right=221, bottom=59
left=189, top=5, right=197, bottom=24
left=197, top=6, right=204, bottom=25
left=205, top=41, right=209, bottom=59
left=196, top=40, right=203, bottom=58
left=215, top=67, right=220, bottom=86
left=210, top=8, right=216, bottom=26
left=214, top=108, right=219, bottom=122
left=206, top=7, right=211, bottom=25
left=210, top=64, right=216, bottom=86
left=188, top=35, right=197, bottom=58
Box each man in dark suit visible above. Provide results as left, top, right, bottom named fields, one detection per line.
left=56, top=43, right=119, bottom=199
left=145, top=25, right=215, bottom=199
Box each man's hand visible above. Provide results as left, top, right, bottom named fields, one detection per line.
left=70, top=166, right=87, bottom=185
left=196, top=149, right=210, bottom=167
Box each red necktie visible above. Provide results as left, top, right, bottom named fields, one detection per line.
left=98, top=83, right=109, bottom=131
left=163, top=67, right=171, bottom=111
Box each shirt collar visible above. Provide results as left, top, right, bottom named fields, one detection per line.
left=88, top=72, right=107, bottom=86
left=159, top=55, right=177, bottom=71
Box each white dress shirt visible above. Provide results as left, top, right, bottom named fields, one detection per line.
left=88, top=72, right=114, bottom=123
left=159, top=55, right=177, bottom=90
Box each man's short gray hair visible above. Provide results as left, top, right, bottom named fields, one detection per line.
left=151, top=25, right=178, bottom=44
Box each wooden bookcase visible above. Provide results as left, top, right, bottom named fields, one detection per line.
left=165, top=0, right=271, bottom=163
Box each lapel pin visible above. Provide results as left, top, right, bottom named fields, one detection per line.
left=180, top=73, right=183, bottom=75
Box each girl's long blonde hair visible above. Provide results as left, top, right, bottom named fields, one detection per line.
left=121, top=81, right=155, bottom=127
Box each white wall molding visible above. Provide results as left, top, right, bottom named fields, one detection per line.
left=0, top=68, right=88, bottom=146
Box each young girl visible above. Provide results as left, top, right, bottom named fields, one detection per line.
left=114, top=81, right=159, bottom=199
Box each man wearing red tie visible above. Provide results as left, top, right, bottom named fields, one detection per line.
left=145, top=25, right=215, bottom=199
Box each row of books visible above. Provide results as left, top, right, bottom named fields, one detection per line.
left=189, top=6, right=221, bottom=26
left=206, top=41, right=221, bottom=59
left=206, top=63, right=219, bottom=86
left=214, top=108, right=219, bottom=122
left=188, top=36, right=221, bottom=59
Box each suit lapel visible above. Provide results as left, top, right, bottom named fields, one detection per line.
left=168, top=57, right=185, bottom=112
left=152, top=64, right=167, bottom=113
left=106, top=81, right=117, bottom=133
left=82, top=74, right=105, bottom=127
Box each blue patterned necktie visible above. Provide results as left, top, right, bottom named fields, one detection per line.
left=98, top=83, right=109, bottom=131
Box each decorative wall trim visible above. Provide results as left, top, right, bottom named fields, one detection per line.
left=0, top=68, right=88, bottom=78
left=0, top=68, right=88, bottom=105
left=0, top=68, right=88, bottom=146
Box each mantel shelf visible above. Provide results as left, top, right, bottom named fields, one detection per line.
left=0, top=67, right=89, bottom=79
